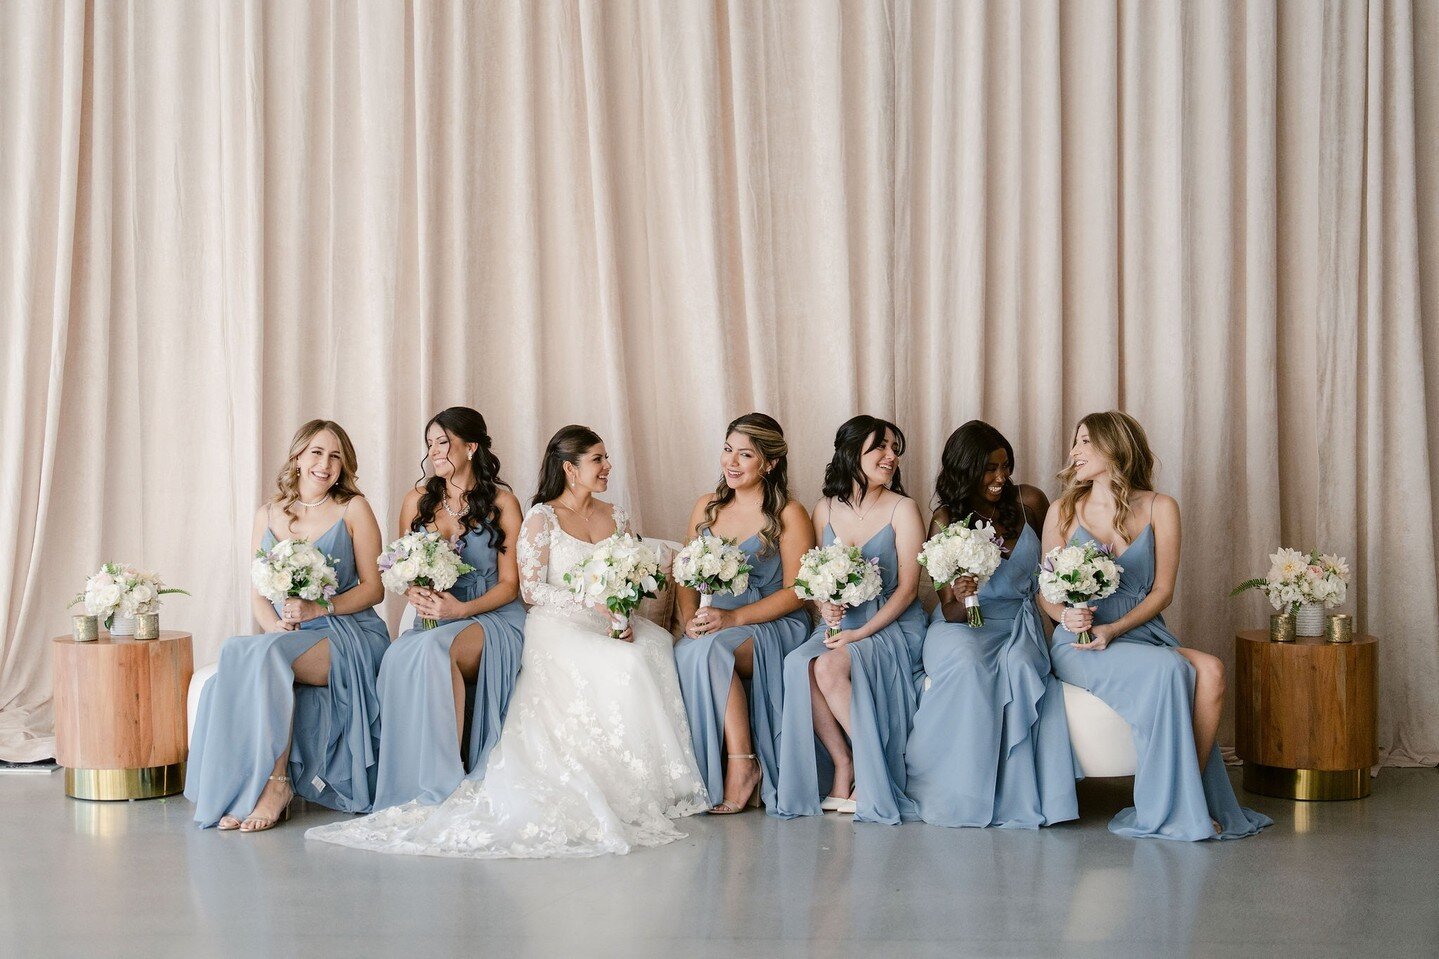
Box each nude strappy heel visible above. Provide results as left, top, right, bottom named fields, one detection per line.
left=708, top=754, right=763, bottom=815
left=240, top=775, right=293, bottom=832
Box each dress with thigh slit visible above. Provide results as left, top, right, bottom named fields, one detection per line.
left=186, top=517, right=390, bottom=827
left=673, top=532, right=810, bottom=809
left=371, top=526, right=527, bottom=810
left=772, top=509, right=926, bottom=825
left=1049, top=523, right=1272, bottom=840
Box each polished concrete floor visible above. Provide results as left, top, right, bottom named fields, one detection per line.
left=3, top=767, right=1435, bottom=958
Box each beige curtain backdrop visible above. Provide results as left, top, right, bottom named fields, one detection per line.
left=2, top=0, right=1435, bottom=765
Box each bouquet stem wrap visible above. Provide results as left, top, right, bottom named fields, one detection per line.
left=963, top=594, right=984, bottom=628
left=1070, top=603, right=1093, bottom=645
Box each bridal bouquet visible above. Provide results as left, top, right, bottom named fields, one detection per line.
left=565, top=532, right=667, bottom=639
left=792, top=541, right=884, bottom=638
left=1230, top=547, right=1349, bottom=612
left=252, top=538, right=340, bottom=614
left=1038, top=542, right=1123, bottom=645
left=672, top=534, right=753, bottom=609
left=69, top=563, right=189, bottom=631
left=917, top=516, right=1005, bottom=626
left=379, top=530, right=476, bottom=629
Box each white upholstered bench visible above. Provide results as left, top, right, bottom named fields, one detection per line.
left=1060, top=682, right=1136, bottom=777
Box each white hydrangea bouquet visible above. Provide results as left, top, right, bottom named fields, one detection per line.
left=917, top=516, right=1005, bottom=626
left=792, top=541, right=884, bottom=638
left=1038, top=542, right=1123, bottom=645
left=69, top=562, right=189, bottom=631
left=565, top=532, right=667, bottom=639
left=252, top=539, right=340, bottom=617
left=672, top=534, right=753, bottom=609
left=1230, top=547, right=1349, bottom=613
left=378, top=530, right=476, bottom=629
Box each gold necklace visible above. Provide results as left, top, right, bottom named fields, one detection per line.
left=561, top=492, right=595, bottom=524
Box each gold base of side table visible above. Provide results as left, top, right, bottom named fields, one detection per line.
left=65, top=763, right=186, bottom=801
left=1243, top=763, right=1370, bottom=801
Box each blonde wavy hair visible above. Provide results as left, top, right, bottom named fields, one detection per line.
left=273, top=419, right=363, bottom=532
left=1055, top=411, right=1156, bottom=542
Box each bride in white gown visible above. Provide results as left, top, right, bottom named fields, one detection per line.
left=306, top=426, right=709, bottom=858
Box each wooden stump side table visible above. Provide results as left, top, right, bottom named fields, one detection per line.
left=52, top=630, right=194, bottom=800
left=1234, top=629, right=1377, bottom=801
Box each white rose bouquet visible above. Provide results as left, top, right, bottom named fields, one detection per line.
left=1038, top=542, right=1124, bottom=645
left=792, top=541, right=884, bottom=638
left=672, top=534, right=754, bottom=609
left=1230, top=547, right=1349, bottom=613
left=565, top=532, right=667, bottom=639
left=917, top=516, right=1006, bottom=626
left=69, top=562, right=189, bottom=631
left=252, top=538, right=340, bottom=616
left=378, top=530, right=477, bottom=629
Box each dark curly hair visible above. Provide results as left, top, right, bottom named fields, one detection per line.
left=821, top=415, right=907, bottom=506
left=934, top=420, right=1022, bottom=539
left=413, top=407, right=510, bottom=552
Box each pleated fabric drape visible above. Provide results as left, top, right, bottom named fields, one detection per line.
left=2, top=0, right=1435, bottom=765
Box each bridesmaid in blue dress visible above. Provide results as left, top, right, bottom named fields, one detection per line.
left=773, top=415, right=927, bottom=824
left=673, top=414, right=814, bottom=814
left=186, top=420, right=389, bottom=831
left=1042, top=411, right=1271, bottom=840
left=906, top=420, right=1079, bottom=828
left=371, top=408, right=527, bottom=810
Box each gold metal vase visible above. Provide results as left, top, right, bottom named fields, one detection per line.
left=1269, top=613, right=1296, bottom=643
left=134, top=613, right=160, bottom=640
left=72, top=615, right=99, bottom=643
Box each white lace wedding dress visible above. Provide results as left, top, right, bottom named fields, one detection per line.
left=305, top=503, right=709, bottom=858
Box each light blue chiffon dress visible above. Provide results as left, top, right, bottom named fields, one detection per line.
left=186, top=516, right=390, bottom=827
left=772, top=514, right=927, bottom=824
left=906, top=523, right=1079, bottom=828
left=1049, top=522, right=1272, bottom=840
left=673, top=531, right=810, bottom=809
left=371, top=526, right=527, bottom=810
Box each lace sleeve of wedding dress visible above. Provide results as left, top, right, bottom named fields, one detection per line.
left=518, top=504, right=584, bottom=612
left=613, top=504, right=633, bottom=536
